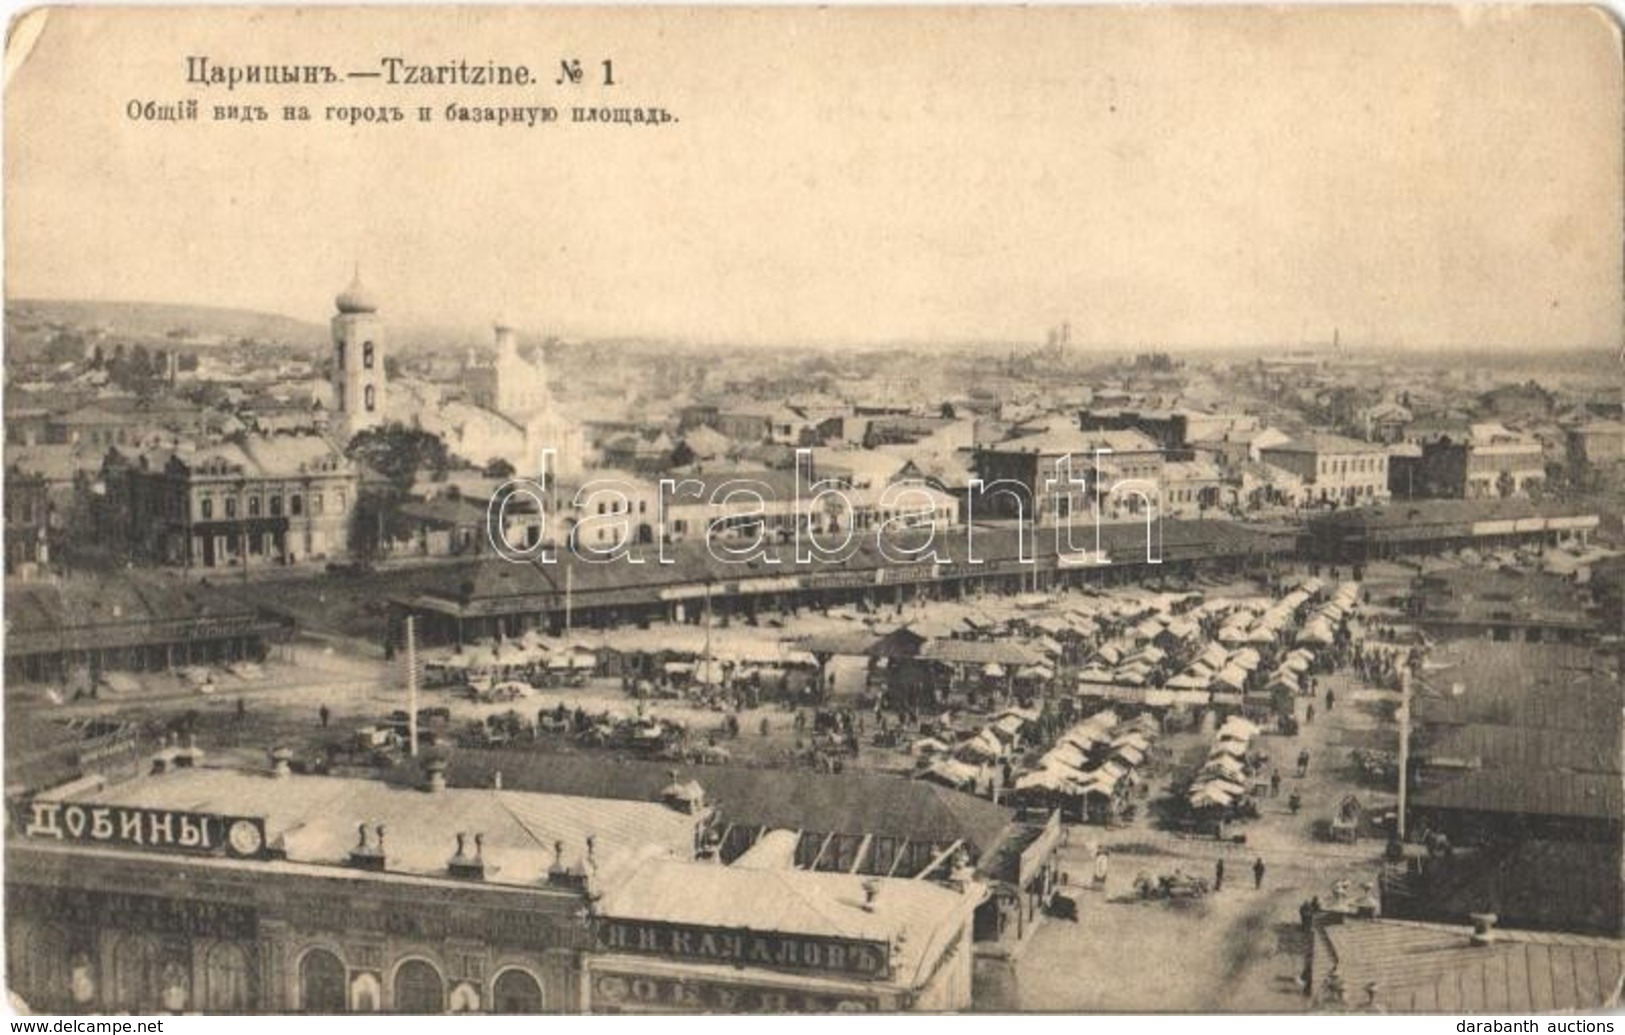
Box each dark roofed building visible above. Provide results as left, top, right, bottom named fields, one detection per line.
left=1408, top=568, right=1601, bottom=642
left=394, top=518, right=1294, bottom=645
left=430, top=750, right=1016, bottom=877
left=1304, top=498, right=1600, bottom=563
left=4, top=572, right=294, bottom=686
left=1388, top=644, right=1624, bottom=935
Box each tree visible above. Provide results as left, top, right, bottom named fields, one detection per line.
left=483, top=457, right=516, bottom=480
left=345, top=423, right=451, bottom=495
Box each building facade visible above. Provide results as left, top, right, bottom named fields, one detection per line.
left=97, top=435, right=359, bottom=568
left=1256, top=434, right=1389, bottom=506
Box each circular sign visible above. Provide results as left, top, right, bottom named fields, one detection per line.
left=227, top=819, right=264, bottom=857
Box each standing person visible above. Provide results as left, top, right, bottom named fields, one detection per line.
left=319, top=703, right=331, bottom=729
left=1253, top=856, right=1266, bottom=889
left=1297, top=748, right=1311, bottom=776
left=1325, top=687, right=1336, bottom=712
left=1214, top=858, right=1225, bottom=892
left=1270, top=768, right=1282, bottom=798
left=1306, top=703, right=1316, bottom=725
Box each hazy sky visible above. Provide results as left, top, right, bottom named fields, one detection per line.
left=6, top=6, right=1621, bottom=349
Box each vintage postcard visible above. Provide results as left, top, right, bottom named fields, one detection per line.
left=3, top=4, right=1622, bottom=1018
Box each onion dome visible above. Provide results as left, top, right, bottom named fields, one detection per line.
left=335, top=268, right=378, bottom=315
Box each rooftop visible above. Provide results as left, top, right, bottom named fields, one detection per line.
left=432, top=752, right=1015, bottom=861
left=1261, top=433, right=1382, bottom=455
left=596, top=857, right=982, bottom=989
left=58, top=765, right=700, bottom=890
left=1322, top=918, right=1623, bottom=1012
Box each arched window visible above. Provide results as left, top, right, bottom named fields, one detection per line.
left=363, top=342, right=375, bottom=370
left=336, top=342, right=346, bottom=369
left=110, top=934, right=164, bottom=1012
left=299, top=950, right=346, bottom=1013
left=12, top=923, right=73, bottom=1010
left=364, top=385, right=377, bottom=413
left=392, top=959, right=444, bottom=1014
left=491, top=969, right=543, bottom=1014
left=204, top=943, right=252, bottom=1012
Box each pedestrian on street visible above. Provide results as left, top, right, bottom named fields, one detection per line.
left=1305, top=703, right=1316, bottom=725
left=319, top=703, right=330, bottom=729
left=1214, top=858, right=1225, bottom=892
left=1297, top=748, right=1310, bottom=776
left=1253, top=856, right=1266, bottom=889
left=1325, top=687, right=1336, bottom=712
left=1270, top=769, right=1282, bottom=798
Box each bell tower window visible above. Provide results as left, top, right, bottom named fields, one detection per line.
left=364, top=385, right=376, bottom=412
left=363, top=342, right=375, bottom=370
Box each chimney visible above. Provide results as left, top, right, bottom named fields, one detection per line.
left=448, top=831, right=486, bottom=880
left=424, top=757, right=447, bottom=793
left=270, top=746, right=293, bottom=779
left=1468, top=913, right=1498, bottom=946
left=349, top=822, right=386, bottom=871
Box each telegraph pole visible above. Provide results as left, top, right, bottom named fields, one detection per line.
left=1396, top=665, right=1411, bottom=841
left=405, top=614, right=419, bottom=758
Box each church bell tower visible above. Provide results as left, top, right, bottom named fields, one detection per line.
left=330, top=268, right=386, bottom=443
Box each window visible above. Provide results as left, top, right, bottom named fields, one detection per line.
left=270, top=495, right=283, bottom=517
left=200, top=497, right=213, bottom=520
left=336, top=342, right=346, bottom=369
left=312, top=493, right=324, bottom=516
left=363, top=342, right=375, bottom=369
left=364, top=385, right=377, bottom=413
left=299, top=950, right=346, bottom=1013
left=392, top=960, right=444, bottom=1014
left=225, top=497, right=237, bottom=518
left=248, top=496, right=261, bottom=517
left=492, top=969, right=543, bottom=1014
left=335, top=491, right=347, bottom=514
left=110, top=934, right=169, bottom=1013
left=204, top=944, right=251, bottom=1012
left=290, top=495, right=303, bottom=517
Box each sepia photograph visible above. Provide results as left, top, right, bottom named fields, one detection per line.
left=2, top=3, right=1622, bottom=1019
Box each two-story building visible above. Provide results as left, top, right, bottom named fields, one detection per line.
left=96, top=434, right=359, bottom=569
left=1256, top=433, right=1389, bottom=507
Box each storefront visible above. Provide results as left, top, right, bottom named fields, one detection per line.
left=584, top=859, right=983, bottom=1013
left=6, top=763, right=704, bottom=1013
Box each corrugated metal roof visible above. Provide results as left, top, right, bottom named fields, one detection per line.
left=435, top=751, right=1015, bottom=859
left=1324, top=919, right=1623, bottom=1012
left=1410, top=768, right=1621, bottom=822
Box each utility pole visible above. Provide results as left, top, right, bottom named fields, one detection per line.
left=405, top=614, right=419, bottom=758
left=703, top=578, right=714, bottom=689
left=1396, top=665, right=1411, bottom=841
left=564, top=564, right=574, bottom=640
